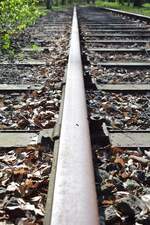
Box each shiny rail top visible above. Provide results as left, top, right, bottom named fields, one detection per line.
left=50, top=7, right=99, bottom=225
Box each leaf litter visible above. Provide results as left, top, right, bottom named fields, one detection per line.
left=95, top=145, right=150, bottom=225
left=0, top=144, right=53, bottom=224
left=88, top=66, right=150, bottom=84
left=87, top=51, right=150, bottom=63
left=87, top=90, right=150, bottom=130
left=0, top=88, right=61, bottom=130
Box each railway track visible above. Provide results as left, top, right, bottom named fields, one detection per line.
left=0, top=5, right=150, bottom=225
left=79, top=6, right=150, bottom=225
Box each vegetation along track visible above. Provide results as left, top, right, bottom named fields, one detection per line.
left=0, top=5, right=150, bottom=225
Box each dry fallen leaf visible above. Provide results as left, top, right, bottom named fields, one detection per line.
left=111, top=147, right=124, bottom=154
left=13, top=168, right=28, bottom=176
left=114, top=157, right=125, bottom=167
left=120, top=171, right=131, bottom=179
left=102, top=200, right=114, bottom=205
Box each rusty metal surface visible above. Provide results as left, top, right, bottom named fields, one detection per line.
left=50, top=7, right=99, bottom=225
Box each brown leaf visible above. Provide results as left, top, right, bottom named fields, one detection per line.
left=0, top=124, right=7, bottom=129
left=102, top=200, right=114, bottom=205
left=39, top=67, right=49, bottom=76
left=16, top=145, right=36, bottom=153
left=0, top=100, right=4, bottom=108
left=111, top=122, right=119, bottom=129
left=32, top=91, right=38, bottom=97
left=33, top=117, right=43, bottom=128
left=20, top=179, right=38, bottom=196
left=17, top=119, right=29, bottom=128
left=114, top=157, right=125, bottom=167
left=120, top=171, right=131, bottom=179
left=13, top=168, right=28, bottom=176
left=111, top=147, right=124, bottom=154
left=24, top=152, right=38, bottom=164
left=123, top=111, right=128, bottom=117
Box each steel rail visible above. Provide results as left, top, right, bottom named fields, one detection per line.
left=102, top=7, right=150, bottom=22
left=49, top=6, right=99, bottom=225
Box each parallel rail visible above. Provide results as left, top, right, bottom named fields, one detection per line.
left=103, top=7, right=150, bottom=21
left=78, top=6, right=150, bottom=224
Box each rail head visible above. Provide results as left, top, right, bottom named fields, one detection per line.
left=101, top=7, right=150, bottom=22
left=48, top=6, right=99, bottom=225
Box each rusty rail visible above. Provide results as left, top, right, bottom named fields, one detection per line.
left=49, top=6, right=99, bottom=225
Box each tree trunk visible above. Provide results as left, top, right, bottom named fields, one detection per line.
left=61, top=0, right=66, bottom=5
left=133, top=0, right=143, bottom=7
left=118, top=0, right=124, bottom=5
left=46, top=0, right=52, bottom=9
left=127, top=0, right=131, bottom=6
